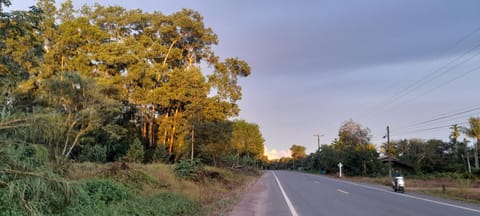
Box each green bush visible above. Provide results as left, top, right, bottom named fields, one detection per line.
left=0, top=190, right=26, bottom=216
left=66, top=191, right=199, bottom=216
left=174, top=159, right=203, bottom=180
left=472, top=168, right=480, bottom=176
left=81, top=179, right=131, bottom=204
left=124, top=138, right=144, bottom=162
left=105, top=193, right=200, bottom=216
left=79, top=145, right=107, bottom=163
left=65, top=179, right=131, bottom=215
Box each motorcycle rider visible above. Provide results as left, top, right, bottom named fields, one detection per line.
left=392, top=169, right=401, bottom=189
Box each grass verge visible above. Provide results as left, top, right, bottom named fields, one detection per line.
left=343, top=175, right=480, bottom=204
left=65, top=162, right=261, bottom=215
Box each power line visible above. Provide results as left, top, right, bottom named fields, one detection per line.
left=379, top=44, right=480, bottom=112
left=392, top=121, right=469, bottom=136
left=396, top=113, right=478, bottom=135
left=413, top=65, right=480, bottom=100
left=429, top=103, right=480, bottom=120
left=407, top=104, right=480, bottom=128
left=360, top=26, right=480, bottom=120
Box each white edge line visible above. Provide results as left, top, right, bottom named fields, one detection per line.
left=304, top=173, right=480, bottom=214
left=272, top=171, right=299, bottom=216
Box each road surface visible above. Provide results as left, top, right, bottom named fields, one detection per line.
left=230, top=171, right=480, bottom=216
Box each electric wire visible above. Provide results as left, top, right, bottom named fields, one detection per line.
left=392, top=121, right=469, bottom=136
left=360, top=26, right=480, bottom=120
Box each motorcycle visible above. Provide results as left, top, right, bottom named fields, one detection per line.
left=392, top=176, right=405, bottom=193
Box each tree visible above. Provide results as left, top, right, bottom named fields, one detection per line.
left=450, top=124, right=465, bottom=162
left=0, top=0, right=11, bottom=12
left=195, top=120, right=233, bottom=166
left=1, top=1, right=259, bottom=169
left=335, top=119, right=371, bottom=150
left=461, top=117, right=480, bottom=169
left=232, top=120, right=265, bottom=160
left=332, top=120, right=379, bottom=176
left=290, top=144, right=306, bottom=160
left=290, top=144, right=306, bottom=169
left=36, top=72, right=121, bottom=163
left=0, top=5, right=43, bottom=109
left=58, top=0, right=75, bottom=22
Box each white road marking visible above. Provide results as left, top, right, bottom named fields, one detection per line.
left=303, top=173, right=480, bottom=214
left=337, top=189, right=349, bottom=194
left=314, top=181, right=321, bottom=184
left=272, top=171, right=299, bottom=216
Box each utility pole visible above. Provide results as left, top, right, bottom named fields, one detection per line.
left=387, top=126, right=391, bottom=177
left=313, top=133, right=324, bottom=173
left=313, top=134, right=324, bottom=150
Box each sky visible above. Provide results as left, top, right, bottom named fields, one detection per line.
left=8, top=0, right=480, bottom=159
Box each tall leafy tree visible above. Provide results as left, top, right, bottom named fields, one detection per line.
left=335, top=119, right=371, bottom=150
left=3, top=1, right=258, bottom=167
left=461, top=117, right=480, bottom=169
left=290, top=145, right=306, bottom=160
left=0, top=5, right=43, bottom=109
left=332, top=120, right=378, bottom=175
left=290, top=144, right=306, bottom=168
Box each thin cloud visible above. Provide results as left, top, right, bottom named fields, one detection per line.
left=265, top=146, right=290, bottom=160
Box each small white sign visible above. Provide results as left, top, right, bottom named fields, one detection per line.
left=338, top=162, right=343, bottom=177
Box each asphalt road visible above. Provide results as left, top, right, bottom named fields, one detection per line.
left=230, top=171, right=480, bottom=216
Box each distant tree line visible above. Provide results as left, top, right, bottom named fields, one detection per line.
left=269, top=118, right=480, bottom=177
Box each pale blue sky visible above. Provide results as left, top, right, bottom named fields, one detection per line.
left=8, top=0, right=480, bottom=158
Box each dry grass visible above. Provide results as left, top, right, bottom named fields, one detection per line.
left=346, top=175, right=480, bottom=203
left=65, top=162, right=261, bottom=215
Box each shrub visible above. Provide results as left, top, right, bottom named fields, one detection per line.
left=79, top=145, right=107, bottom=163
left=472, top=168, right=480, bottom=176
left=65, top=179, right=130, bottom=215
left=124, top=138, right=144, bottom=163
left=80, top=179, right=131, bottom=204
left=174, top=159, right=203, bottom=181
left=106, top=193, right=200, bottom=216
left=0, top=190, right=26, bottom=216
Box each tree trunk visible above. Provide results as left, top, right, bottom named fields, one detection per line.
left=61, top=55, right=65, bottom=71
left=149, top=120, right=154, bottom=147
left=191, top=125, right=194, bottom=160
left=160, top=112, right=169, bottom=145
left=142, top=122, right=147, bottom=139
left=168, top=108, right=178, bottom=154
left=149, top=106, right=156, bottom=147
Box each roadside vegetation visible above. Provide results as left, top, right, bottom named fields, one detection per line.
left=0, top=1, right=265, bottom=215
left=268, top=119, right=480, bottom=202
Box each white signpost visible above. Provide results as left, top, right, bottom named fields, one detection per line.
left=338, top=162, right=343, bottom=178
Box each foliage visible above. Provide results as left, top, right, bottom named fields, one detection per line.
left=461, top=117, right=480, bottom=169
left=0, top=144, right=75, bottom=215
left=174, top=159, right=204, bottom=180
left=0, top=1, right=264, bottom=215
left=0, top=0, right=257, bottom=165
left=0, top=190, right=25, bottom=216
left=79, top=179, right=131, bottom=204
left=67, top=190, right=199, bottom=216
left=124, top=138, right=144, bottom=163
left=79, top=144, right=107, bottom=163
left=66, top=178, right=199, bottom=216
left=290, top=145, right=307, bottom=160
